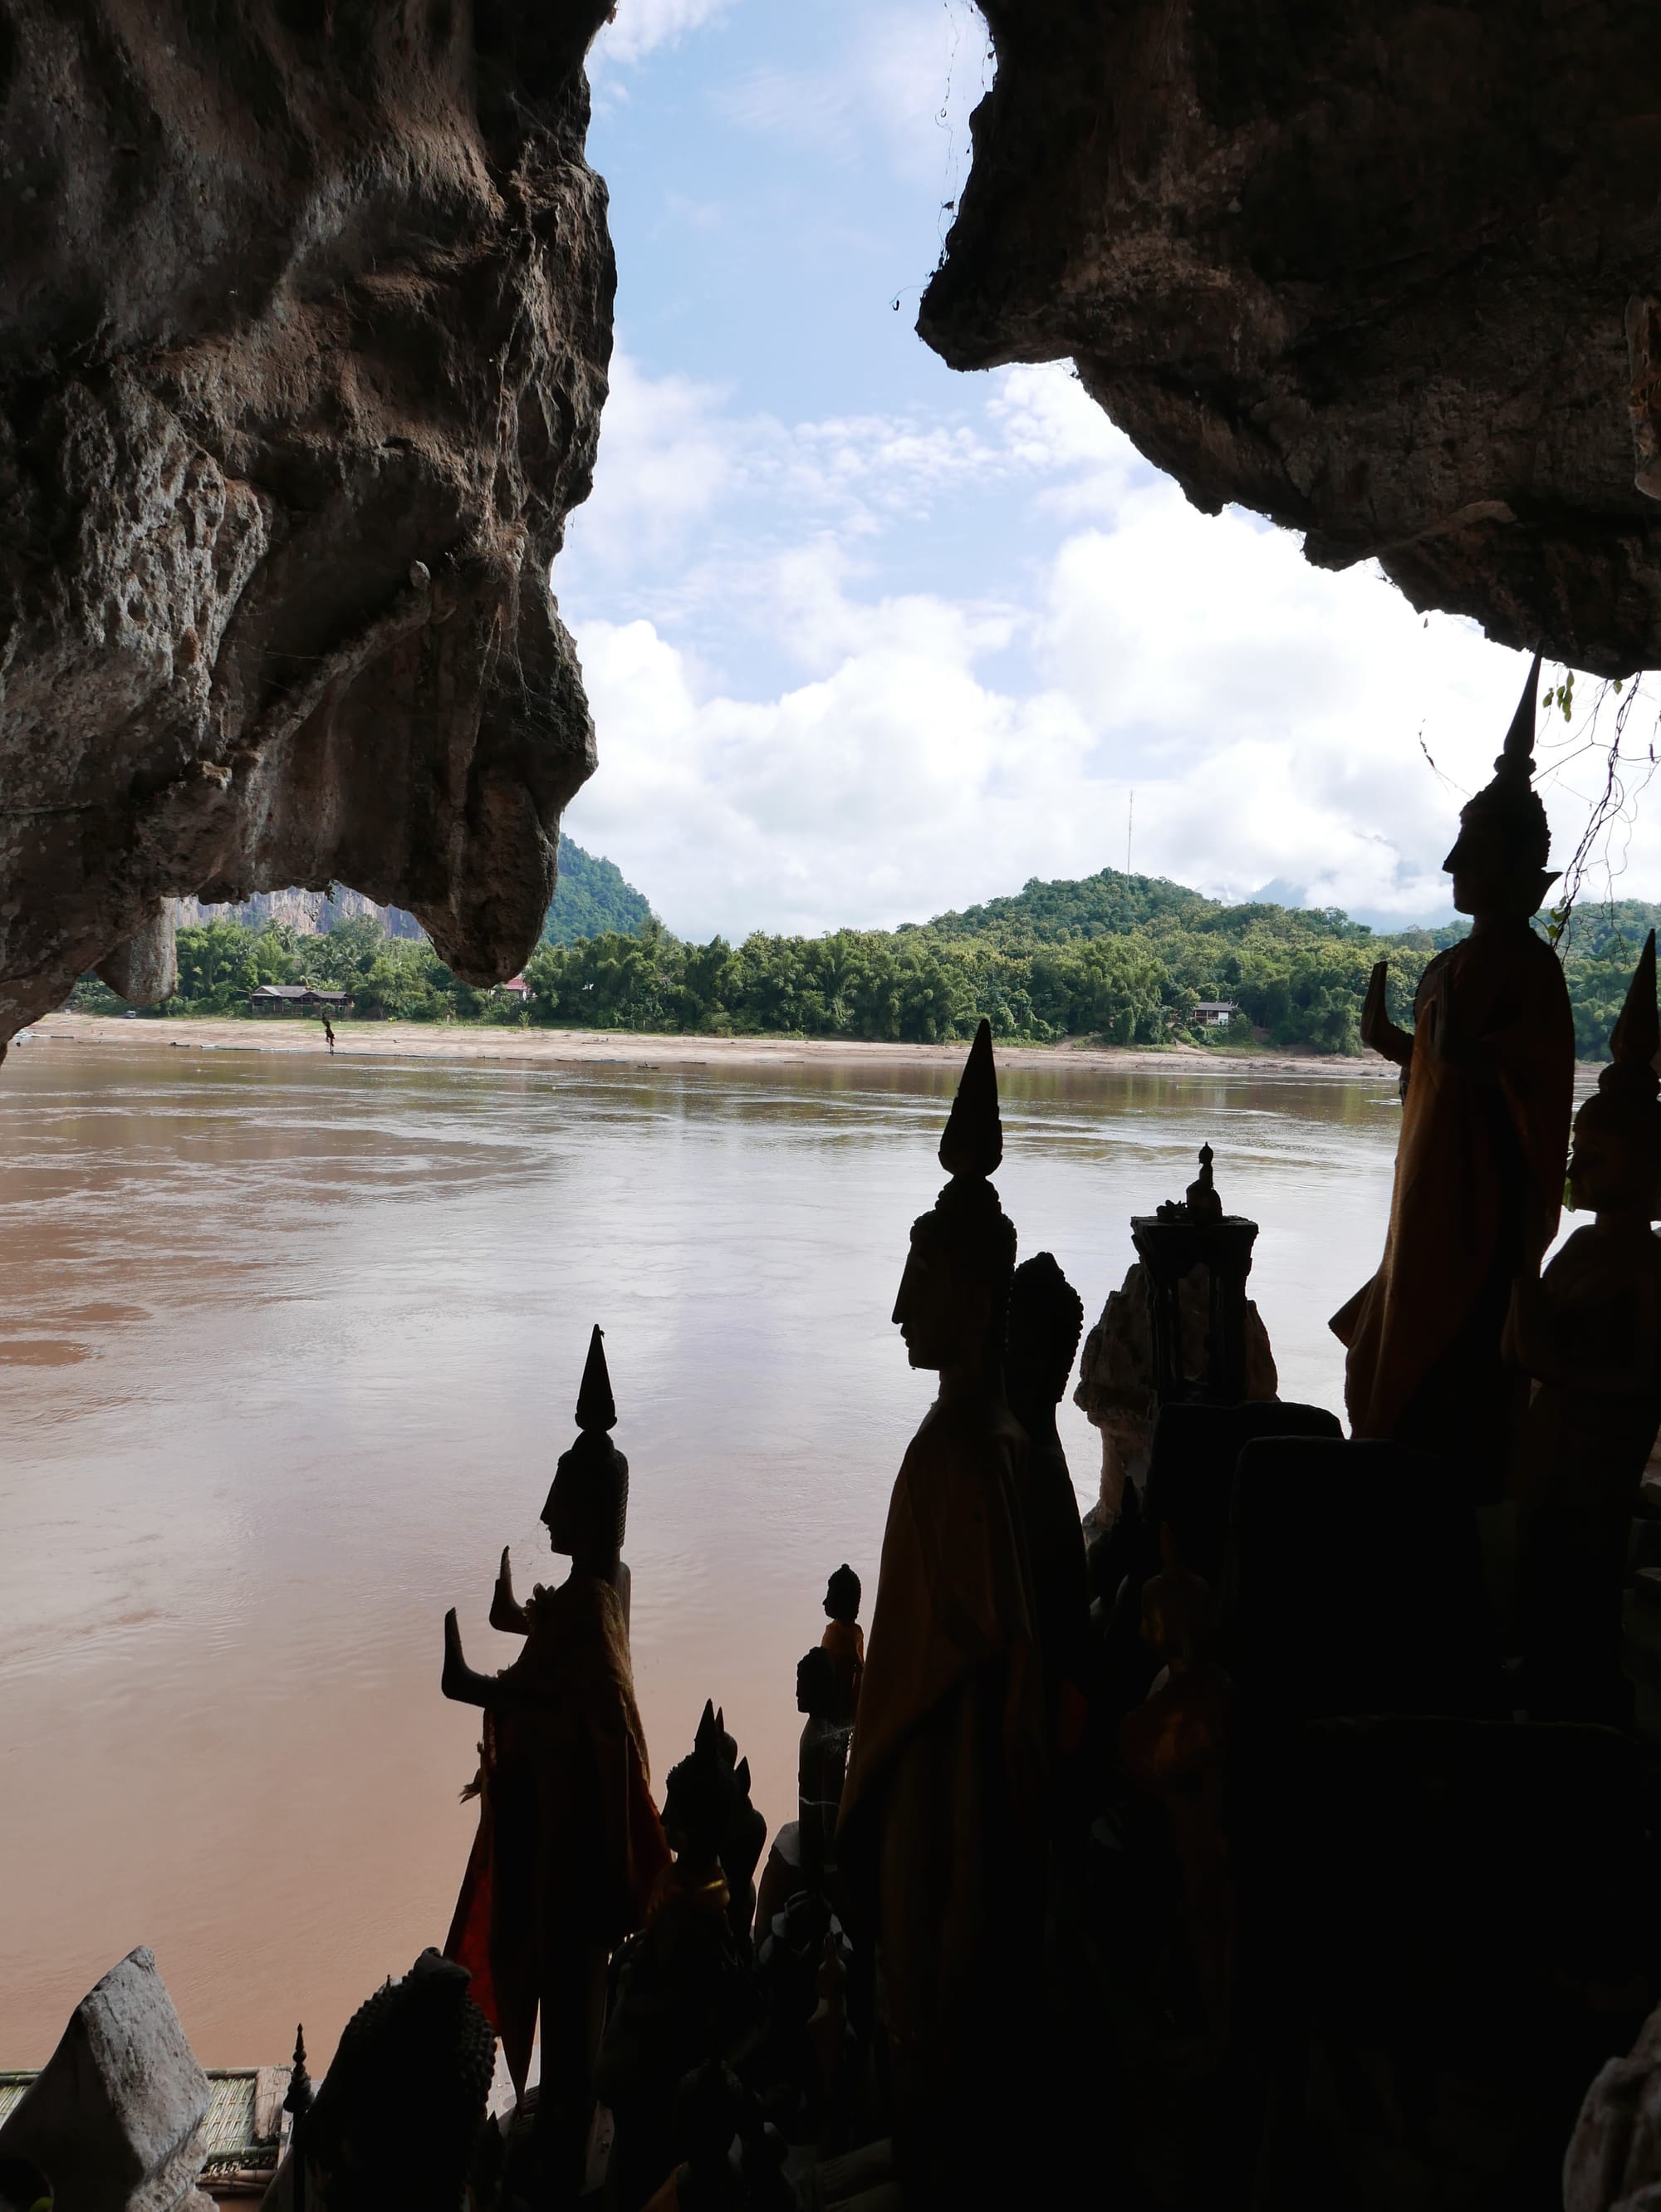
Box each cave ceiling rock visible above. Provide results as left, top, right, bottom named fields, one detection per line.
left=919, top=0, right=1661, bottom=679
left=0, top=0, right=615, bottom=1053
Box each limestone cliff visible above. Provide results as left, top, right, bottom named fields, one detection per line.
left=0, top=0, right=613, bottom=1051
left=920, top=1, right=1661, bottom=677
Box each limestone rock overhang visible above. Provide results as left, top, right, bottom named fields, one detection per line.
left=919, top=0, right=1661, bottom=679
left=0, top=0, right=615, bottom=1052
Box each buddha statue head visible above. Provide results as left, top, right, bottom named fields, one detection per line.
left=893, top=1020, right=1018, bottom=1383
left=824, top=1562, right=861, bottom=1626
left=541, top=1325, right=629, bottom=1580
left=796, top=1646, right=838, bottom=1720
left=663, top=1710, right=737, bottom=1876
left=1569, top=930, right=1661, bottom=1221
left=1443, top=653, right=1558, bottom=920
left=1006, top=1250, right=1085, bottom=1435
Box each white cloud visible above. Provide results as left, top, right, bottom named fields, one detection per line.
left=564, top=353, right=733, bottom=571
left=560, top=357, right=1654, bottom=942
left=591, top=0, right=733, bottom=70
left=717, top=0, right=987, bottom=191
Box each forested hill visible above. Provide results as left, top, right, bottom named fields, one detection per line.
left=928, top=869, right=1380, bottom=947
left=93, top=860, right=1661, bottom=1059
left=544, top=835, right=654, bottom=944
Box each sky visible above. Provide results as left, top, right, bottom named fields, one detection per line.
left=554, top=0, right=1658, bottom=942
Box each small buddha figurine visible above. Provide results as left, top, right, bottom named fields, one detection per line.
left=1183, top=1142, right=1223, bottom=1222
left=1006, top=1252, right=1092, bottom=1762
left=837, top=1019, right=1046, bottom=2205
left=795, top=1647, right=851, bottom=1886
left=1117, top=1527, right=1235, bottom=2041
left=1334, top=654, right=1575, bottom=1496
left=820, top=1564, right=865, bottom=1723
left=599, top=1718, right=757, bottom=2212
left=439, top=1326, right=669, bottom=2195
left=702, top=1702, right=768, bottom=1955
left=1509, top=930, right=1661, bottom=1722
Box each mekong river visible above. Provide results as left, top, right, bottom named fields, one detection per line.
left=0, top=1037, right=1402, bottom=2065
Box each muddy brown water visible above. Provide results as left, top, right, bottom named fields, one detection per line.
left=0, top=1037, right=1403, bottom=2065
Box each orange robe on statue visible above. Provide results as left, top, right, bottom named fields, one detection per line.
left=443, top=1572, right=669, bottom=2093
left=1332, top=923, right=1573, bottom=1484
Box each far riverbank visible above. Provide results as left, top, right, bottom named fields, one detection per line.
left=17, top=1011, right=1398, bottom=1081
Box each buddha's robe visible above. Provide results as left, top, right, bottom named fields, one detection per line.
left=821, top=1616, right=865, bottom=1721
left=443, top=1572, right=668, bottom=2097
left=1332, top=923, right=1573, bottom=1486
left=837, top=1387, right=1046, bottom=2200
left=1016, top=1425, right=1092, bottom=1757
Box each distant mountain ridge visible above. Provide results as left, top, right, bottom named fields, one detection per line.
left=135, top=856, right=1661, bottom=1058
left=925, top=864, right=1661, bottom=964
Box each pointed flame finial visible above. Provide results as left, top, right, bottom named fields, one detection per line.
left=938, top=1018, right=1002, bottom=1179
left=1495, top=650, right=1544, bottom=780
left=575, top=1324, right=616, bottom=1434
left=1607, top=929, right=1659, bottom=1092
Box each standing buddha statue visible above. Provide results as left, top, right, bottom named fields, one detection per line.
left=1005, top=1251, right=1092, bottom=1761
left=836, top=1019, right=1046, bottom=2205
left=439, top=1325, right=669, bottom=2196
left=1509, top=930, right=1661, bottom=1721
left=1332, top=655, right=1575, bottom=1495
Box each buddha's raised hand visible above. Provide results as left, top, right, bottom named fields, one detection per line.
left=490, top=1545, right=528, bottom=1634
left=1360, top=959, right=1412, bottom=1066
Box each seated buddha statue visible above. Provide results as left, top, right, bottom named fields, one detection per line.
left=599, top=1712, right=758, bottom=2212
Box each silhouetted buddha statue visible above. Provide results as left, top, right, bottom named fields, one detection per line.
left=837, top=1019, right=1046, bottom=2205
left=1509, top=931, right=1661, bottom=1722
left=795, top=1646, right=851, bottom=1887
left=1006, top=1251, right=1091, bottom=1759
left=1117, top=1528, right=1235, bottom=2041
left=301, top=1950, right=495, bottom=2209
left=702, top=1702, right=767, bottom=1955
left=1333, top=655, right=1575, bottom=1494
left=439, top=1326, right=669, bottom=2196
left=600, top=1714, right=757, bottom=2212
left=820, top=1564, right=865, bottom=1723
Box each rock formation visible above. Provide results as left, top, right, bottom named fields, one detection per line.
left=0, top=0, right=614, bottom=1055
left=0, top=1945, right=213, bottom=2211
left=174, top=887, right=424, bottom=940
left=920, top=2, right=1661, bottom=675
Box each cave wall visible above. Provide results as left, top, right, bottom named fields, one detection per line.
left=0, top=0, right=614, bottom=1049
left=919, top=0, right=1661, bottom=678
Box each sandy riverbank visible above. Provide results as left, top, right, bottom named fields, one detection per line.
left=14, top=1009, right=1394, bottom=1079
